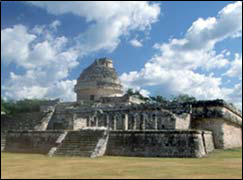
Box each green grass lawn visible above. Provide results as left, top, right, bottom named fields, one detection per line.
left=1, top=148, right=242, bottom=179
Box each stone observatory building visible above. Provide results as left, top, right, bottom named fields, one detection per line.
left=74, top=58, right=123, bottom=102
left=1, top=58, right=242, bottom=158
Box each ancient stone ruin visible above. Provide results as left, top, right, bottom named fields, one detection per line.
left=1, top=58, right=242, bottom=158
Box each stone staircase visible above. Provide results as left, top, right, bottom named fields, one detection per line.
left=54, top=129, right=108, bottom=158
left=1, top=133, right=6, bottom=152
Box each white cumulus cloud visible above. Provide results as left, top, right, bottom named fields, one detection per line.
left=129, top=39, right=143, bottom=47
left=27, top=1, right=160, bottom=54
left=120, top=1, right=242, bottom=109
left=1, top=23, right=79, bottom=101
left=2, top=1, right=161, bottom=102
left=224, top=53, right=242, bottom=79
left=1, top=25, right=36, bottom=65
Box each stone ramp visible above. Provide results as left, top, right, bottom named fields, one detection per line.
left=1, top=133, right=6, bottom=151
left=34, top=105, right=56, bottom=131
left=47, top=131, right=69, bottom=157
left=53, top=129, right=108, bottom=158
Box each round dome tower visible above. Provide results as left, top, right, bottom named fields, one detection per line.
left=74, top=58, right=124, bottom=102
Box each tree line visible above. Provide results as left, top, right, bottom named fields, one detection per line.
left=1, top=98, right=49, bottom=114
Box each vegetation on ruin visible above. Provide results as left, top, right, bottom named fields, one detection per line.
left=171, top=94, right=197, bottom=103
left=1, top=91, right=197, bottom=114
left=1, top=98, right=49, bottom=114
left=1, top=148, right=242, bottom=179
left=125, top=88, right=197, bottom=104
left=1, top=98, right=9, bottom=114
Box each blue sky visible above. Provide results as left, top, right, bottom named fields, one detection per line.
left=1, top=1, right=242, bottom=109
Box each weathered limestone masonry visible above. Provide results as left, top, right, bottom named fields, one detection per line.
left=4, top=131, right=64, bottom=154
left=4, top=129, right=108, bottom=158
left=34, top=105, right=57, bottom=131
left=1, top=58, right=242, bottom=158
left=1, top=100, right=60, bottom=132
left=47, top=103, right=191, bottom=131
left=3, top=129, right=213, bottom=158
left=191, top=100, right=242, bottom=149
left=54, top=129, right=108, bottom=158
left=74, top=58, right=123, bottom=102
left=1, top=112, right=43, bottom=131
left=106, top=130, right=214, bottom=158
left=1, top=133, right=6, bottom=151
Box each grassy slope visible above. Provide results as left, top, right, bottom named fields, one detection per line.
left=1, top=148, right=242, bottom=179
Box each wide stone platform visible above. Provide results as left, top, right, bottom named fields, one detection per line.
left=3, top=129, right=214, bottom=158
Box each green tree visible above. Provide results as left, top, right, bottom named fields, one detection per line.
left=171, top=94, right=197, bottom=103
left=126, top=88, right=135, bottom=96
left=1, top=98, right=50, bottom=114
left=150, top=95, right=168, bottom=104
left=1, top=98, right=8, bottom=113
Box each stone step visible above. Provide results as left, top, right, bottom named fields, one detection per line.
left=66, top=133, right=100, bottom=136
left=67, top=131, right=103, bottom=134
left=65, top=134, right=99, bottom=136
left=64, top=134, right=100, bottom=137
left=53, top=130, right=107, bottom=158
left=66, top=135, right=103, bottom=138
left=56, top=142, right=97, bottom=148
left=57, top=145, right=96, bottom=150
left=62, top=140, right=98, bottom=144
left=69, top=137, right=100, bottom=138
left=64, top=139, right=99, bottom=142
left=55, top=151, right=93, bottom=157
left=62, top=138, right=98, bottom=141
left=64, top=138, right=99, bottom=142
left=58, top=143, right=96, bottom=147
left=1, top=138, right=6, bottom=152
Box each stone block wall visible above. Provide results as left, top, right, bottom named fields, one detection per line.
left=106, top=130, right=214, bottom=158
left=4, top=131, right=64, bottom=154
left=3, top=129, right=109, bottom=158
left=3, top=129, right=214, bottom=158
left=176, top=113, right=191, bottom=129
left=192, top=118, right=225, bottom=149
left=1, top=133, right=6, bottom=151
left=222, top=121, right=242, bottom=148
left=191, top=104, right=242, bottom=149
left=71, top=109, right=190, bottom=131
left=203, top=131, right=215, bottom=153
left=6, top=102, right=190, bottom=132
left=1, top=112, right=43, bottom=131
left=100, top=95, right=144, bottom=104
left=44, top=105, right=191, bottom=131
left=192, top=117, right=242, bottom=149
left=73, top=116, right=88, bottom=130
left=47, top=110, right=74, bottom=130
